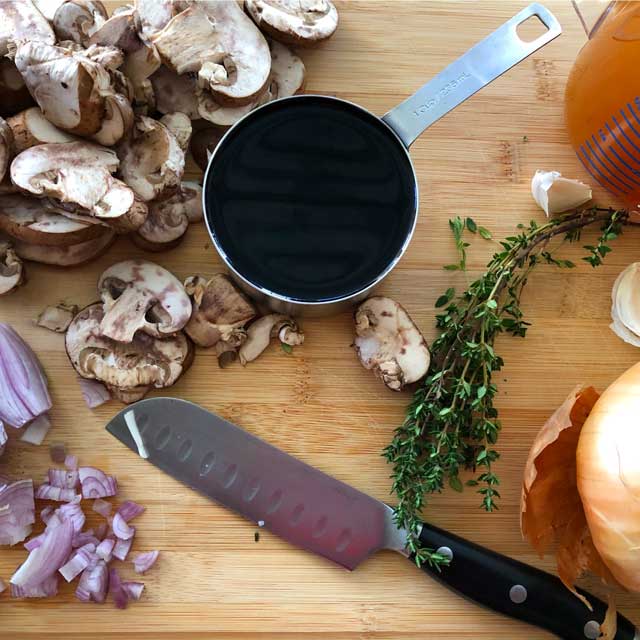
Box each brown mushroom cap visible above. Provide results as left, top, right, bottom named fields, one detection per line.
left=0, top=60, right=35, bottom=119
left=151, top=3, right=271, bottom=107
left=98, top=259, right=192, bottom=342
left=11, top=226, right=115, bottom=266
left=190, top=124, right=225, bottom=172
left=159, top=112, right=192, bottom=151
left=117, top=116, right=185, bottom=202
left=0, top=240, right=24, bottom=296
left=131, top=193, right=189, bottom=252
left=184, top=274, right=256, bottom=348
left=8, top=107, right=78, bottom=154
left=354, top=297, right=431, bottom=391
left=10, top=141, right=146, bottom=232
left=150, top=66, right=200, bottom=120
left=14, top=40, right=130, bottom=142
left=0, top=193, right=105, bottom=246
left=245, top=0, right=339, bottom=47
left=52, top=0, right=108, bottom=45
left=0, top=1, right=55, bottom=57
left=0, top=118, right=14, bottom=184
left=65, top=302, right=193, bottom=402
left=239, top=313, right=304, bottom=364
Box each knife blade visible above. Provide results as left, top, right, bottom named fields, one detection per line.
left=106, top=397, right=638, bottom=640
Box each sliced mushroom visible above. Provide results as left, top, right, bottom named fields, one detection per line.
left=0, top=193, right=105, bottom=246
left=14, top=41, right=131, bottom=143
left=51, top=0, right=108, bottom=44
left=7, top=107, right=78, bottom=154
left=11, top=142, right=147, bottom=232
left=354, top=297, right=430, bottom=391
left=88, top=7, right=161, bottom=99
left=152, top=3, right=271, bottom=106
left=176, top=181, right=203, bottom=223
left=98, top=259, right=192, bottom=342
left=159, top=112, right=192, bottom=151
left=150, top=65, right=200, bottom=119
left=0, top=118, right=14, bottom=184
left=117, top=116, right=185, bottom=202
left=36, top=303, right=78, bottom=332
left=134, top=0, right=184, bottom=41
left=239, top=314, right=303, bottom=364
left=11, top=227, right=115, bottom=266
left=92, top=93, right=135, bottom=147
left=66, top=303, right=194, bottom=403
left=0, top=240, right=24, bottom=296
left=184, top=274, right=256, bottom=349
left=190, top=124, right=225, bottom=172
left=197, top=40, right=304, bottom=126
left=245, top=0, right=339, bottom=47
left=0, top=0, right=55, bottom=56
left=131, top=195, right=189, bottom=252
left=0, top=60, right=35, bottom=118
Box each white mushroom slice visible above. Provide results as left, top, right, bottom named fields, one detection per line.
left=8, top=107, right=78, bottom=154
left=36, top=303, right=78, bottom=332
left=117, top=116, right=185, bottom=202
left=0, top=241, right=24, bottom=296
left=159, top=112, right=192, bottom=151
left=152, top=3, right=271, bottom=106
left=610, top=263, right=640, bottom=347
left=0, top=60, right=35, bottom=118
left=190, top=125, right=225, bottom=172
left=52, top=0, right=108, bottom=44
left=176, top=181, right=203, bottom=223
left=150, top=66, right=200, bottom=119
left=354, top=297, right=430, bottom=391
left=32, top=0, right=66, bottom=21
left=98, top=259, right=192, bottom=342
left=531, top=170, right=592, bottom=216
left=197, top=40, right=303, bottom=126
left=110, top=69, right=135, bottom=103
left=0, top=118, right=13, bottom=184
left=92, top=93, right=135, bottom=147
left=12, top=227, right=115, bottom=266
left=66, top=303, right=193, bottom=402
left=184, top=274, right=256, bottom=349
left=0, top=1, right=55, bottom=56
left=245, top=0, right=339, bottom=47
left=134, top=0, right=183, bottom=41
left=131, top=195, right=189, bottom=252
left=0, top=193, right=104, bottom=246
left=11, top=142, right=147, bottom=232
left=239, top=314, right=304, bottom=364
left=88, top=7, right=161, bottom=94
left=14, top=41, right=130, bottom=143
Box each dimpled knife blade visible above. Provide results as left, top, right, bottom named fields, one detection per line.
left=106, top=397, right=409, bottom=569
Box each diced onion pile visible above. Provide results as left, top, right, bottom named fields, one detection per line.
left=0, top=454, right=158, bottom=607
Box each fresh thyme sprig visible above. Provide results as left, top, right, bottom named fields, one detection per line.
left=384, top=207, right=628, bottom=567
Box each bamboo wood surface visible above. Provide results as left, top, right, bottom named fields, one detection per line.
left=1, top=1, right=639, bottom=638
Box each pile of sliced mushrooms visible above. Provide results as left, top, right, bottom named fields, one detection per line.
left=0, top=0, right=328, bottom=290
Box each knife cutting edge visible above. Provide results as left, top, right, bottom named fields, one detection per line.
left=106, top=397, right=638, bottom=640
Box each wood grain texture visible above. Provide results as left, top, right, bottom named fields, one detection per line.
left=1, top=1, right=638, bottom=638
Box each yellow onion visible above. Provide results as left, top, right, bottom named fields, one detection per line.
left=577, top=361, right=640, bottom=592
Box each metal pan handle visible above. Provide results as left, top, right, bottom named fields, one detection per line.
left=381, top=3, right=562, bottom=148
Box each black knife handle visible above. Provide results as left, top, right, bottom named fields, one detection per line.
left=415, top=521, right=637, bottom=640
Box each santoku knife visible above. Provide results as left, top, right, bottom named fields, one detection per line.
left=106, top=397, right=638, bottom=640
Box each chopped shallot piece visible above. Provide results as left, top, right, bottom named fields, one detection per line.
left=94, top=522, right=107, bottom=540
left=112, top=512, right=135, bottom=540
left=72, top=531, right=99, bottom=548
left=56, top=501, right=85, bottom=533
left=76, top=560, right=108, bottom=603
left=122, top=581, right=144, bottom=600
left=65, top=454, right=78, bottom=470
left=92, top=498, right=112, bottom=518
left=24, top=533, right=44, bottom=551
left=112, top=536, right=132, bottom=561
left=11, top=573, right=58, bottom=598
left=109, top=568, right=128, bottom=609
left=59, top=543, right=96, bottom=582
left=36, top=484, right=78, bottom=502
left=133, top=550, right=159, bottom=574
left=49, top=443, right=66, bottom=464
left=117, top=500, right=145, bottom=522
left=79, top=379, right=111, bottom=409
left=20, top=414, right=51, bottom=445
left=96, top=538, right=115, bottom=562
left=0, top=479, right=36, bottom=545
left=79, top=467, right=117, bottom=499
left=48, top=468, right=79, bottom=489
left=40, top=506, right=54, bottom=523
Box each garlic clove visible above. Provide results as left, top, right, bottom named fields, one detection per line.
left=531, top=170, right=592, bottom=216
left=610, top=262, right=640, bottom=346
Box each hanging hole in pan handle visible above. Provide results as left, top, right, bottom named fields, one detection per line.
left=517, top=14, right=550, bottom=42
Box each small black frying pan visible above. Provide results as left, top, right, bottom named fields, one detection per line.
left=203, top=3, right=562, bottom=316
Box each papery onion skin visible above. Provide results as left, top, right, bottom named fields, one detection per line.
left=577, top=361, right=640, bottom=591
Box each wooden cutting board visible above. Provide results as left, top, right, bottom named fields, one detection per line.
left=1, top=1, right=638, bottom=638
